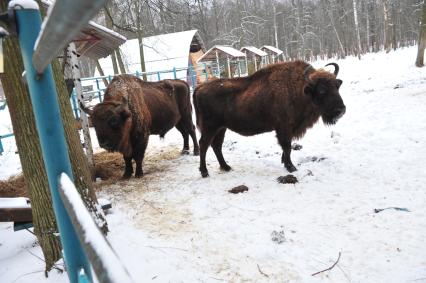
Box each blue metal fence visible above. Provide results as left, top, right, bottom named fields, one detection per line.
left=75, top=63, right=217, bottom=115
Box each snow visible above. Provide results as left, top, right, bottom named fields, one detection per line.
left=8, top=0, right=39, bottom=10
left=1, top=46, right=426, bottom=282
left=59, top=173, right=134, bottom=283
left=241, top=46, right=268, bottom=57
left=0, top=105, right=21, bottom=179
left=98, top=30, right=202, bottom=81
left=261, top=45, right=284, bottom=55
left=86, top=21, right=127, bottom=42
left=0, top=197, right=30, bottom=209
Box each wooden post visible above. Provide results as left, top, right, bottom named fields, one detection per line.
left=95, top=79, right=102, bottom=102
left=244, top=51, right=248, bottom=74
left=203, top=63, right=209, bottom=81
left=254, top=54, right=258, bottom=71
left=68, top=43, right=94, bottom=167
left=215, top=50, right=220, bottom=78
left=227, top=55, right=231, bottom=78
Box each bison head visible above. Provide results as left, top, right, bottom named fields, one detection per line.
left=303, top=63, right=346, bottom=125
left=81, top=97, right=133, bottom=156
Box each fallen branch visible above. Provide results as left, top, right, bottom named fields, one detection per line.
left=311, top=251, right=341, bottom=276
left=374, top=207, right=410, bottom=213
left=257, top=264, right=269, bottom=278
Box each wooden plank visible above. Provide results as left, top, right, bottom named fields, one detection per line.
left=0, top=207, right=32, bottom=222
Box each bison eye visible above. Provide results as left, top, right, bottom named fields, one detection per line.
left=108, top=117, right=120, bottom=128
left=317, top=88, right=327, bottom=97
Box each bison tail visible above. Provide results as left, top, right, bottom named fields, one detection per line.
left=192, top=88, right=202, bottom=131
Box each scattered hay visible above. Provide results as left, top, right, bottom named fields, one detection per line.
left=0, top=175, right=27, bottom=197
left=0, top=146, right=184, bottom=196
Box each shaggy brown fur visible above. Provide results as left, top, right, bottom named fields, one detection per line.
left=193, top=60, right=346, bottom=177
left=83, top=75, right=198, bottom=178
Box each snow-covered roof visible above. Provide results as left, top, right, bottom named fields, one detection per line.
left=197, top=45, right=246, bottom=62
left=41, top=0, right=126, bottom=60
left=98, top=30, right=205, bottom=81
left=260, top=45, right=283, bottom=55
left=240, top=46, right=268, bottom=57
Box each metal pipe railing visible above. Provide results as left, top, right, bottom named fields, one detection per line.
left=59, top=174, right=134, bottom=283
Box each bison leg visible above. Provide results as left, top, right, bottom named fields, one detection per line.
left=134, top=137, right=149, bottom=178
left=122, top=156, right=133, bottom=179
left=199, top=128, right=219, bottom=178
left=189, top=124, right=200, bottom=156
left=212, top=128, right=231, bottom=171
left=175, top=122, right=190, bottom=155
left=276, top=131, right=297, bottom=173
left=176, top=120, right=199, bottom=156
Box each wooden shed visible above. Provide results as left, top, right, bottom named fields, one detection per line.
left=260, top=45, right=284, bottom=64
left=240, top=46, right=268, bottom=73
left=197, top=45, right=247, bottom=78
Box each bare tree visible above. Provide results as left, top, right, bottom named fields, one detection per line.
left=416, top=0, right=426, bottom=67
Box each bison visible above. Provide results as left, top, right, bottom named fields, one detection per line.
left=193, top=60, right=346, bottom=178
left=81, top=74, right=199, bottom=178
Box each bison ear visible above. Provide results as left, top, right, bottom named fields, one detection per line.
left=336, top=79, right=343, bottom=89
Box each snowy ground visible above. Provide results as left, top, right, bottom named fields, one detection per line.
left=1, top=46, right=426, bottom=282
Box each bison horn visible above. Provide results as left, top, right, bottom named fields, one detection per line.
left=304, top=65, right=314, bottom=82
left=79, top=101, right=93, bottom=116
left=325, top=63, right=339, bottom=76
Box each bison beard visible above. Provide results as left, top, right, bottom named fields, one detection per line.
left=84, top=75, right=199, bottom=178
left=193, top=60, right=346, bottom=178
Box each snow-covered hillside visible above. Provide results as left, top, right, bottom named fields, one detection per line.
left=1, top=46, right=426, bottom=283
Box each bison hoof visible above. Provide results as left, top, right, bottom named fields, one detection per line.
left=220, top=164, right=232, bottom=172
left=201, top=171, right=209, bottom=178
left=193, top=148, right=200, bottom=156
left=121, top=173, right=132, bottom=180
left=181, top=149, right=190, bottom=155
left=285, top=164, right=297, bottom=173
left=135, top=171, right=144, bottom=178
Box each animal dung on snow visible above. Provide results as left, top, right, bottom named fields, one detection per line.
left=228, top=185, right=249, bottom=194
left=277, top=175, right=298, bottom=184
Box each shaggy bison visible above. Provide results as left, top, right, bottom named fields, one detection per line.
left=81, top=75, right=199, bottom=178
left=193, top=60, right=345, bottom=177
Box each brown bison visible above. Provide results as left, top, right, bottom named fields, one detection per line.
left=81, top=75, right=199, bottom=178
left=193, top=60, right=345, bottom=177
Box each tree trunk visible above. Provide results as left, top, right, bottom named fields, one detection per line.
left=366, top=0, right=371, bottom=52
left=0, top=16, right=62, bottom=275
left=382, top=0, right=391, bottom=52
left=104, top=5, right=119, bottom=74
left=416, top=1, right=426, bottom=67
left=52, top=59, right=108, bottom=234
left=136, top=0, right=147, bottom=81
left=328, top=0, right=346, bottom=58
left=0, top=0, right=108, bottom=273
left=352, top=0, right=362, bottom=59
